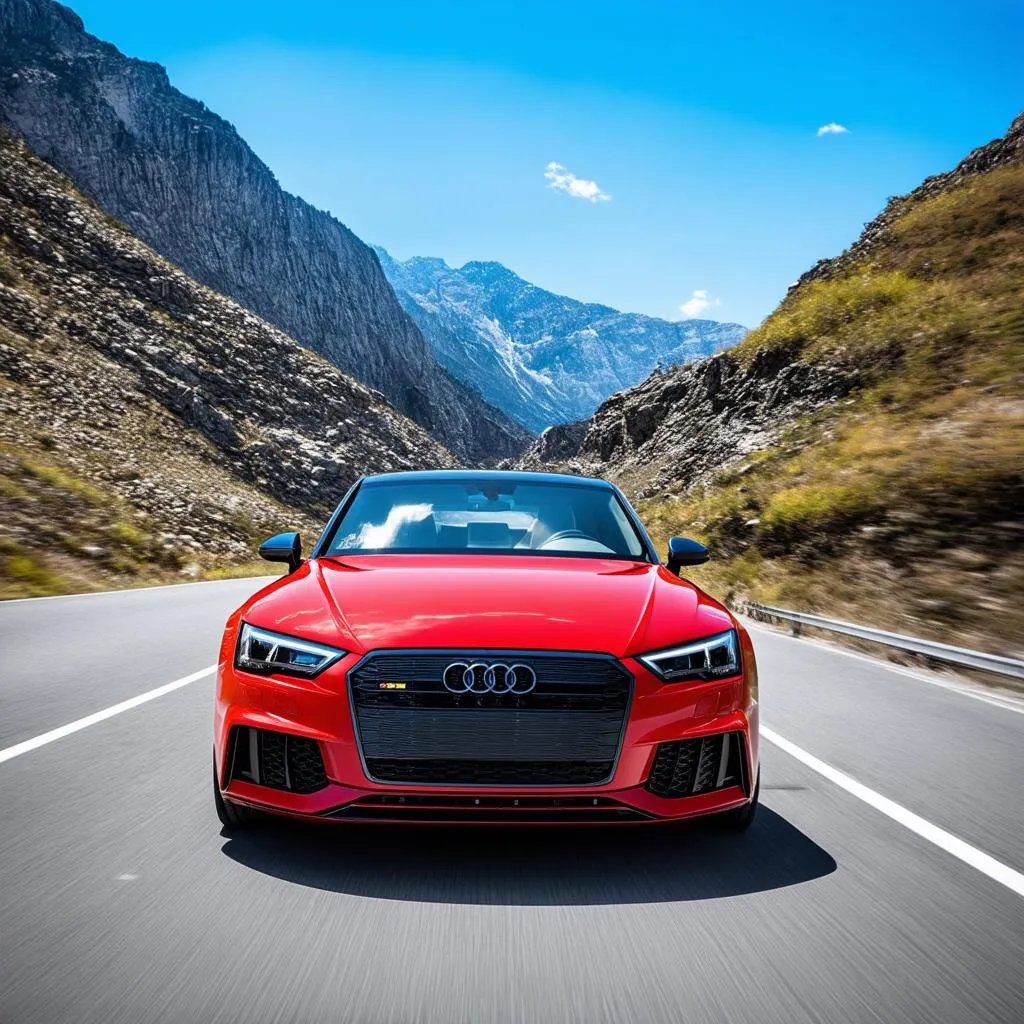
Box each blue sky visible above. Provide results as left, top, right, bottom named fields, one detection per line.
left=71, top=1, right=1022, bottom=328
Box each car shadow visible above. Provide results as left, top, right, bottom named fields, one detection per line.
left=220, top=805, right=836, bottom=905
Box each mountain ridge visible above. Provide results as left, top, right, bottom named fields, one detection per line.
left=0, top=0, right=529, bottom=461
left=375, top=246, right=747, bottom=433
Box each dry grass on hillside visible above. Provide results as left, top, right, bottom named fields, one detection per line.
left=0, top=435, right=296, bottom=599
left=639, top=164, right=1024, bottom=656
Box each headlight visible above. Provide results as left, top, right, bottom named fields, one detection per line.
left=639, top=629, right=740, bottom=683
left=235, top=623, right=345, bottom=679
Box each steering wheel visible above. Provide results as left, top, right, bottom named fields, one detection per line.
left=538, top=528, right=596, bottom=548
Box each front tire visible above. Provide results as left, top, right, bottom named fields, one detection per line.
left=715, top=774, right=759, bottom=832
left=214, top=755, right=259, bottom=831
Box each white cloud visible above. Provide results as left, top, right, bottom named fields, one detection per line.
left=679, top=289, right=721, bottom=318
left=816, top=122, right=850, bottom=136
left=544, top=161, right=611, bottom=203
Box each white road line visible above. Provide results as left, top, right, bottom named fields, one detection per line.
left=745, top=620, right=1024, bottom=716
left=0, top=576, right=277, bottom=606
left=0, top=666, right=216, bottom=765
left=762, top=725, right=1024, bottom=899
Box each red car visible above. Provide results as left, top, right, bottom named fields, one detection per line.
left=214, top=470, right=760, bottom=829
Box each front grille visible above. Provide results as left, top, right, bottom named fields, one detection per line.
left=228, top=726, right=328, bottom=794
left=350, top=651, right=631, bottom=786
left=645, top=732, right=744, bottom=799
left=330, top=795, right=652, bottom=823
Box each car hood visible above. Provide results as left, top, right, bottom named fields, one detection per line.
left=242, top=554, right=734, bottom=657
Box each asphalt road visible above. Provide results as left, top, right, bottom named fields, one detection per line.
left=1, top=578, right=1022, bottom=1024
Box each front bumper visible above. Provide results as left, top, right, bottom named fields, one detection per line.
left=214, top=648, right=759, bottom=825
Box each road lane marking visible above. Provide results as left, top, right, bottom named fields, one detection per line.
left=761, top=725, right=1024, bottom=899
left=745, top=621, right=1024, bottom=717
left=0, top=666, right=216, bottom=765
left=0, top=576, right=278, bottom=606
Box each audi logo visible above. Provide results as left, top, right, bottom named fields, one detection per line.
left=442, top=661, right=537, bottom=695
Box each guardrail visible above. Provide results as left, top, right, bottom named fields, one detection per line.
left=743, top=603, right=1024, bottom=680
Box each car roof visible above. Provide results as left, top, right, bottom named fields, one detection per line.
left=361, top=469, right=614, bottom=489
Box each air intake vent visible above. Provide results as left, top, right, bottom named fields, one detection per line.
left=364, top=758, right=612, bottom=787
left=228, top=726, right=328, bottom=794
left=645, top=732, right=744, bottom=799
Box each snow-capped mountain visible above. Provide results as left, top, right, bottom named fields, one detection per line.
left=374, top=248, right=747, bottom=432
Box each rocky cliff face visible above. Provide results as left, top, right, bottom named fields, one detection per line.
left=375, top=248, right=747, bottom=433
left=0, top=0, right=529, bottom=462
left=513, top=347, right=855, bottom=497
left=0, top=130, right=457, bottom=595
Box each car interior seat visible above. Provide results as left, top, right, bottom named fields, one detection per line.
left=528, top=505, right=577, bottom=548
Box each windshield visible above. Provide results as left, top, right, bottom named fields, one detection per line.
left=324, top=479, right=648, bottom=560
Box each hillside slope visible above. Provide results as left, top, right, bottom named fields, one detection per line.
left=0, top=131, right=457, bottom=597
left=518, top=113, right=1024, bottom=655
left=0, top=0, right=528, bottom=461
left=375, top=248, right=746, bottom=432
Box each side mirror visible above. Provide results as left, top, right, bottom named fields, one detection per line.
left=666, top=536, right=709, bottom=576
left=258, top=531, right=302, bottom=574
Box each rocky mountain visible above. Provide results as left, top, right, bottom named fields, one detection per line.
left=0, top=0, right=529, bottom=462
left=515, top=350, right=854, bottom=496
left=517, top=112, right=1024, bottom=655
left=375, top=247, right=747, bottom=433
left=0, top=129, right=458, bottom=596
